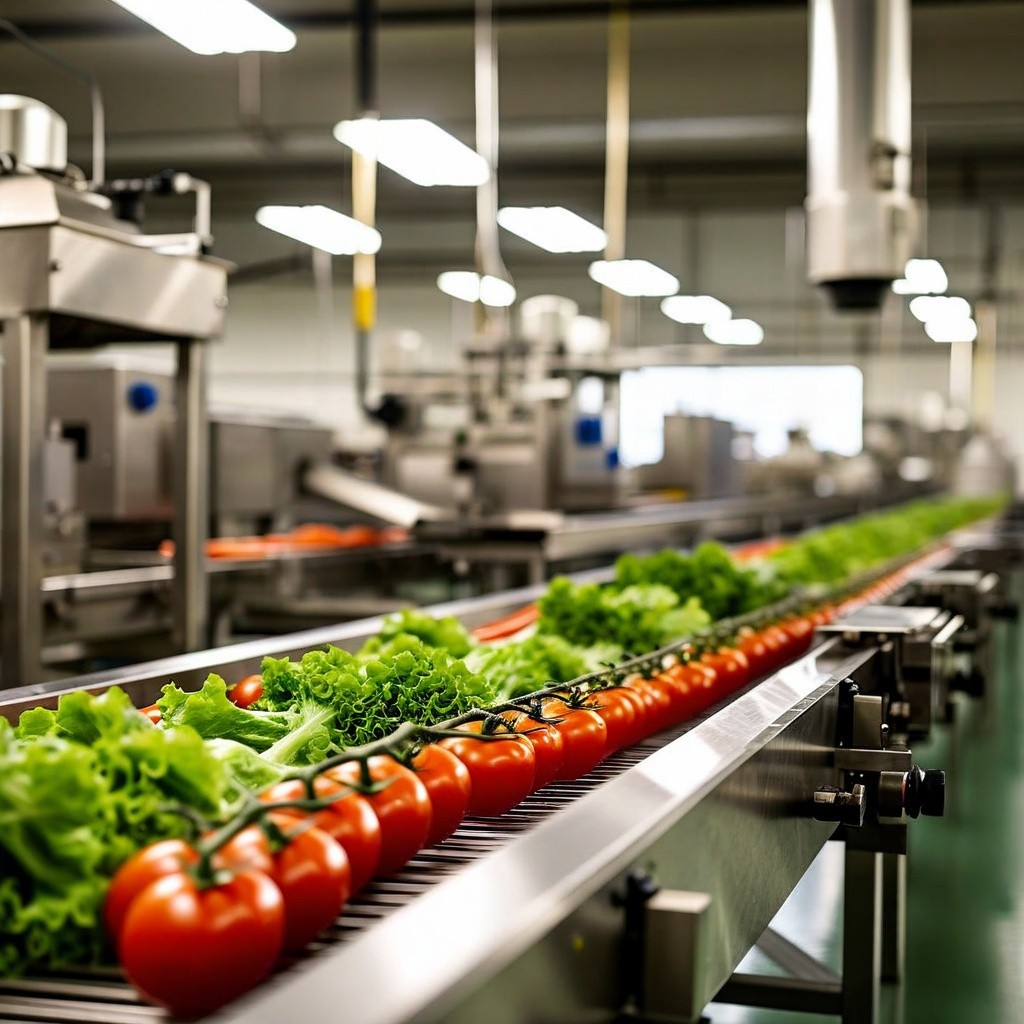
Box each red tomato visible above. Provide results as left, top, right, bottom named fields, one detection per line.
left=105, top=839, right=199, bottom=940
left=676, top=661, right=717, bottom=713
left=508, top=714, right=565, bottom=790
left=702, top=647, right=752, bottom=696
left=738, top=631, right=773, bottom=679
left=809, top=606, right=834, bottom=627
left=213, top=825, right=275, bottom=876
left=654, top=666, right=700, bottom=725
left=541, top=699, right=608, bottom=779
left=440, top=725, right=536, bottom=816
left=263, top=776, right=381, bottom=893
left=265, top=815, right=351, bottom=951
left=230, top=674, right=264, bottom=709
left=780, top=616, right=816, bottom=658
left=760, top=625, right=789, bottom=670
left=412, top=744, right=472, bottom=846
left=624, top=678, right=673, bottom=738
left=585, top=688, right=640, bottom=752
left=327, top=757, right=432, bottom=876
left=615, top=685, right=650, bottom=746
left=120, top=869, right=284, bottom=1018
left=138, top=704, right=162, bottom=725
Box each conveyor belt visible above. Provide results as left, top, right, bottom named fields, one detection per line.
left=0, top=723, right=686, bottom=1024
left=0, top=537, right=972, bottom=1024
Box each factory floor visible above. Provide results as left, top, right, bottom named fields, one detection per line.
left=706, top=589, right=1024, bottom=1024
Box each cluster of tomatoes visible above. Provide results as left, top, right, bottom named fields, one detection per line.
left=114, top=585, right=911, bottom=1018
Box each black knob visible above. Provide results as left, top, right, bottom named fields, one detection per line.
left=903, top=766, right=946, bottom=818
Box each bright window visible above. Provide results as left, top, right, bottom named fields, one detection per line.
left=619, top=365, right=863, bottom=467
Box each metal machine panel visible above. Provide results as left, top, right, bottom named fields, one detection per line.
left=48, top=363, right=174, bottom=520
left=0, top=224, right=227, bottom=341
left=212, top=415, right=333, bottom=520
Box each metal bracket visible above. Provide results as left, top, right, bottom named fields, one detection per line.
left=642, top=889, right=713, bottom=1021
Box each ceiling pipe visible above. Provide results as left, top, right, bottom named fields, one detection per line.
left=352, top=0, right=380, bottom=417
left=473, top=0, right=513, bottom=338
left=601, top=0, right=631, bottom=346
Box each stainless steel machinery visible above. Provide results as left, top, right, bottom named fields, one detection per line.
left=0, top=519, right=1008, bottom=1024
left=806, top=0, right=918, bottom=310
left=0, top=93, right=229, bottom=687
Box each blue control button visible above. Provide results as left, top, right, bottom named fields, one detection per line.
left=127, top=380, right=159, bottom=413
left=574, top=416, right=603, bottom=447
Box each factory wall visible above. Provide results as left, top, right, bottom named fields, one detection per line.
left=204, top=200, right=1024, bottom=470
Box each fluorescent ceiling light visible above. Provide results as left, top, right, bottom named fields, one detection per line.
left=661, top=294, right=732, bottom=325
left=909, top=295, right=971, bottom=324
left=109, top=0, right=295, bottom=54
left=588, top=259, right=679, bottom=297
left=437, top=271, right=516, bottom=307
left=333, top=118, right=488, bottom=187
left=891, top=258, right=948, bottom=296
left=256, top=205, right=381, bottom=255
left=703, top=318, right=764, bottom=346
left=497, top=207, right=607, bottom=253
left=925, top=318, right=978, bottom=343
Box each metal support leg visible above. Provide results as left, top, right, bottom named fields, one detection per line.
left=1, top=315, right=47, bottom=687
left=842, top=847, right=883, bottom=1024
left=172, top=339, right=208, bottom=651
left=881, top=852, right=906, bottom=983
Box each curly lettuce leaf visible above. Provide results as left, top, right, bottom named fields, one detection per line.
left=359, top=609, right=474, bottom=659
left=0, top=688, right=228, bottom=976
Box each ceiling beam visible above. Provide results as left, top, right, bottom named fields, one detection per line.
left=3, top=0, right=1011, bottom=42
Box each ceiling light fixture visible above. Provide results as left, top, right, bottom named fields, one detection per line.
left=109, top=0, right=295, bottom=54
left=891, top=258, right=948, bottom=296
left=703, top=318, right=764, bottom=346
left=497, top=206, right=607, bottom=253
left=925, top=318, right=978, bottom=343
left=255, top=205, right=381, bottom=255
left=588, top=259, right=679, bottom=298
left=437, top=271, right=516, bottom=307
left=661, top=294, right=733, bottom=325
left=333, top=118, right=489, bottom=187
left=909, top=295, right=971, bottom=324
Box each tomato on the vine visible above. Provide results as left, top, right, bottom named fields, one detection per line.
left=585, top=688, right=640, bottom=752
left=104, top=839, right=199, bottom=940
left=540, top=698, right=608, bottom=779
left=624, top=678, right=672, bottom=738
left=120, top=868, right=284, bottom=1018
left=508, top=713, right=565, bottom=790
left=780, top=615, right=815, bottom=658
left=440, top=723, right=536, bottom=816
left=263, top=776, right=381, bottom=893
left=809, top=605, right=835, bottom=627
left=702, top=647, right=752, bottom=697
left=327, top=757, right=432, bottom=876
left=214, top=825, right=274, bottom=876
left=412, top=744, right=472, bottom=845
left=264, top=815, right=351, bottom=951
left=759, top=624, right=789, bottom=670
left=738, top=629, right=773, bottom=679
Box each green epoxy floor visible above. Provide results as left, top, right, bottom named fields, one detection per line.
left=706, top=601, right=1024, bottom=1024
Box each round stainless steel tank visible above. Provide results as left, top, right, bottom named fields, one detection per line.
left=0, top=95, right=68, bottom=172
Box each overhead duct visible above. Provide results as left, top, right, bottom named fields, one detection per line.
left=805, top=0, right=917, bottom=311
